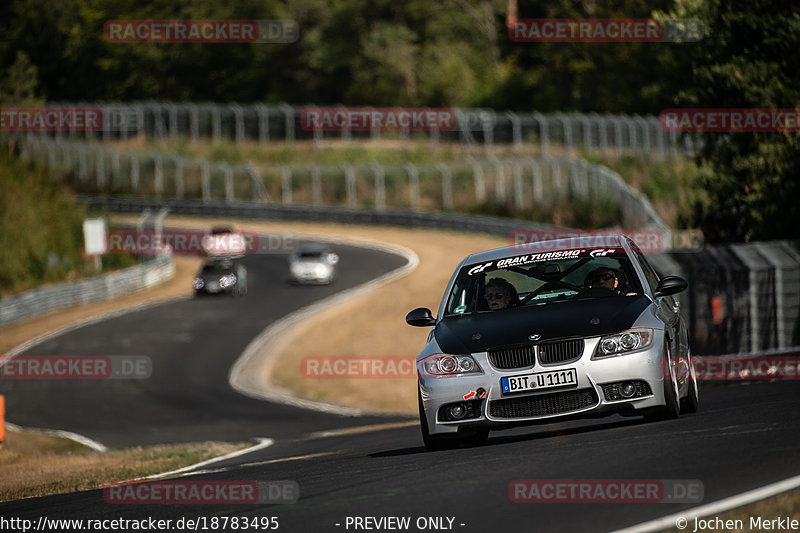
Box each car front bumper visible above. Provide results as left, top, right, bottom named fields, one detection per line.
left=419, top=336, right=668, bottom=436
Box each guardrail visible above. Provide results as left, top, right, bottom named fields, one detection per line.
left=0, top=254, right=175, bottom=326
left=18, top=136, right=671, bottom=242
left=15, top=102, right=698, bottom=159
left=78, top=197, right=798, bottom=356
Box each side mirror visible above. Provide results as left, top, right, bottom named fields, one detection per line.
left=406, top=307, right=436, bottom=327
left=654, top=276, right=688, bottom=297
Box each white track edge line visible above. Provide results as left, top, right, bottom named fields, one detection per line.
left=610, top=473, right=800, bottom=533
left=132, top=438, right=275, bottom=481
left=4, top=422, right=108, bottom=452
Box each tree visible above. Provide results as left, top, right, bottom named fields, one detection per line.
left=659, top=0, right=800, bottom=242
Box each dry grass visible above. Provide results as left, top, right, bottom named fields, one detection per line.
left=0, top=428, right=248, bottom=502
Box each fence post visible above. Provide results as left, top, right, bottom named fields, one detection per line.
left=255, top=103, right=270, bottom=144
left=174, top=156, right=184, bottom=199
left=231, top=104, right=245, bottom=145
left=512, top=160, right=524, bottom=209
left=532, top=112, right=549, bottom=156
left=405, top=163, right=420, bottom=211
left=470, top=159, right=486, bottom=204
left=130, top=152, right=140, bottom=192
left=342, top=164, right=357, bottom=207
left=370, top=162, right=386, bottom=210
left=222, top=164, right=234, bottom=203
left=280, top=104, right=295, bottom=144
left=505, top=111, right=522, bottom=153
left=154, top=154, right=164, bottom=198
left=201, top=160, right=211, bottom=202
left=438, top=163, right=453, bottom=211
left=280, top=165, right=292, bottom=204
left=310, top=164, right=322, bottom=206
left=529, top=159, right=543, bottom=203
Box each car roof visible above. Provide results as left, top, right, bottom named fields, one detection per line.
left=462, top=235, right=628, bottom=264
left=296, top=243, right=331, bottom=253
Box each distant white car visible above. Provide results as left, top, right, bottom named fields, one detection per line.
left=289, top=244, right=339, bottom=285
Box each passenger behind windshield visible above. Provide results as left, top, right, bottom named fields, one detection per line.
left=484, top=278, right=519, bottom=310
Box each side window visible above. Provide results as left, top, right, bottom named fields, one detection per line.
left=630, top=242, right=659, bottom=293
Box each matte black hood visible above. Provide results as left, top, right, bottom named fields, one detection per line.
left=435, top=295, right=651, bottom=354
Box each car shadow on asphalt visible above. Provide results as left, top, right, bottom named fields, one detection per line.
left=368, top=417, right=644, bottom=457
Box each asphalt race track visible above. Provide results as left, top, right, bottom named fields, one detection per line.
left=0, top=240, right=411, bottom=446
left=2, top=239, right=800, bottom=532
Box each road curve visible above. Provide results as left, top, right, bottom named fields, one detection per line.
left=0, top=239, right=411, bottom=447
left=1, top=235, right=800, bottom=533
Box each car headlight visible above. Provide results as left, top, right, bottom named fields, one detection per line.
left=594, top=328, right=653, bottom=357
left=193, top=277, right=205, bottom=289
left=219, top=274, right=237, bottom=288
left=419, top=354, right=482, bottom=378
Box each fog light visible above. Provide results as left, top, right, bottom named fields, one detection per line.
left=619, top=381, right=637, bottom=398
left=449, top=404, right=467, bottom=420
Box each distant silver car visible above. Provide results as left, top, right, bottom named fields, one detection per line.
left=289, top=244, right=339, bottom=284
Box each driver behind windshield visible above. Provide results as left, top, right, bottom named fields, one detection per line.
left=484, top=278, right=519, bottom=310
left=580, top=266, right=621, bottom=296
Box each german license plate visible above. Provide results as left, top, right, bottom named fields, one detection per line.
left=501, top=368, right=578, bottom=394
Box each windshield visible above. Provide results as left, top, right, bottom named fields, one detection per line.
left=445, top=248, right=643, bottom=316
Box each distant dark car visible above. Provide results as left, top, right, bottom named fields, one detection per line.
left=289, top=244, right=339, bottom=285
left=407, top=235, right=698, bottom=451
left=193, top=258, right=247, bottom=296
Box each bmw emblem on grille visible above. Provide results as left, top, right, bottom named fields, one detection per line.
left=528, top=334, right=541, bottom=341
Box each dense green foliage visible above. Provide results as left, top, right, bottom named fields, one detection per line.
left=1, top=0, right=798, bottom=242
left=0, top=150, right=134, bottom=297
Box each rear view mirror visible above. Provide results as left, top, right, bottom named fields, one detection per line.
left=406, top=307, right=436, bottom=327
left=654, top=276, right=688, bottom=297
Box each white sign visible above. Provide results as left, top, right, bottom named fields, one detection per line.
left=83, top=218, right=108, bottom=255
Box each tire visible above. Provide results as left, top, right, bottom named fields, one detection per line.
left=644, top=343, right=680, bottom=422
left=418, top=389, right=459, bottom=451
left=680, top=351, right=699, bottom=414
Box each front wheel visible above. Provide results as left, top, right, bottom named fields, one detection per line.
left=419, top=390, right=457, bottom=451
left=644, top=343, right=680, bottom=422
left=680, top=350, right=699, bottom=414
